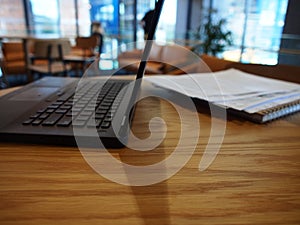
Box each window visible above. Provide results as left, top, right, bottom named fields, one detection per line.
left=156, top=0, right=177, bottom=43
left=90, top=0, right=119, bottom=36
left=30, top=0, right=60, bottom=37
left=208, top=0, right=289, bottom=65
left=0, top=0, right=26, bottom=37
left=59, top=0, right=76, bottom=37
left=77, top=0, right=91, bottom=36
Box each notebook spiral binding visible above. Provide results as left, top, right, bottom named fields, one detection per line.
left=260, top=99, right=300, bottom=123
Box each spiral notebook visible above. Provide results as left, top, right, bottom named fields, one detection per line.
left=226, top=98, right=300, bottom=123
left=145, top=69, right=300, bottom=123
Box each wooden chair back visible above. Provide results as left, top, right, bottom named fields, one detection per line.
left=29, top=39, right=72, bottom=76
left=1, top=42, right=26, bottom=75
left=75, top=36, right=99, bottom=57
left=33, top=39, right=71, bottom=59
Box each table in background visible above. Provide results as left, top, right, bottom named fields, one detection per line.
left=0, top=85, right=299, bottom=225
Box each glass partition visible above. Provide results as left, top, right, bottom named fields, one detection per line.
left=209, top=0, right=289, bottom=65
left=30, top=0, right=60, bottom=37
left=0, top=0, right=27, bottom=37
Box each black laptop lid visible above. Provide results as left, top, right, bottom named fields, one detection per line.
left=136, top=0, right=165, bottom=79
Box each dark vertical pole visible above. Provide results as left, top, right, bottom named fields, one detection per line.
left=23, top=0, right=33, bottom=82
left=208, top=0, right=213, bottom=23
left=133, top=0, right=138, bottom=46
left=185, top=0, right=193, bottom=42
left=75, top=0, right=80, bottom=37
left=118, top=1, right=121, bottom=43
left=23, top=0, right=32, bottom=35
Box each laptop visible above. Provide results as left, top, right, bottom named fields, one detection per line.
left=0, top=0, right=165, bottom=148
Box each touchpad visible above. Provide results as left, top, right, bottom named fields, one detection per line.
left=9, top=87, right=59, bottom=101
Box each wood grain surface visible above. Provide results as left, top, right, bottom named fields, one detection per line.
left=0, top=87, right=300, bottom=225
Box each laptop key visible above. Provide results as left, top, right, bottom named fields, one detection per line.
left=76, top=115, right=90, bottom=121
left=66, top=111, right=79, bottom=117
left=59, top=105, right=72, bottom=110
left=32, top=119, right=44, bottom=126
left=46, top=109, right=55, bottom=113
left=95, top=113, right=105, bottom=119
left=72, top=120, right=86, bottom=127
left=47, top=105, right=59, bottom=109
left=30, top=113, right=41, bottom=119
left=22, top=119, right=34, bottom=125
left=55, top=109, right=68, bottom=114
left=37, top=108, right=47, bottom=113
left=42, top=114, right=63, bottom=126
left=100, top=121, right=111, bottom=129
left=96, top=109, right=107, bottom=114
left=39, top=113, right=50, bottom=119
left=57, top=117, right=72, bottom=127
left=80, top=111, right=93, bottom=116
left=52, top=101, right=63, bottom=106
left=87, top=119, right=102, bottom=128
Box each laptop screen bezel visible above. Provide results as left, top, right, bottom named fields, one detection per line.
left=136, top=0, right=165, bottom=80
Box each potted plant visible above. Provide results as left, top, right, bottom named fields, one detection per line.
left=194, top=14, right=233, bottom=56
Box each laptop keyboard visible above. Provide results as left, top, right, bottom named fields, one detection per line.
left=22, top=80, right=129, bottom=130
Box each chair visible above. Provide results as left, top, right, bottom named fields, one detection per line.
left=1, top=42, right=26, bottom=76
left=64, top=36, right=99, bottom=75
left=117, top=43, right=196, bottom=75
left=28, top=39, right=72, bottom=77
left=75, top=36, right=99, bottom=58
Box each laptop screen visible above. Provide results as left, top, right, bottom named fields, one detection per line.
left=136, top=0, right=165, bottom=80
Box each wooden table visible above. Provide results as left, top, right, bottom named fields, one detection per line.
left=0, top=84, right=299, bottom=225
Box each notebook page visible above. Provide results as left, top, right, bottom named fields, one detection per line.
left=145, top=69, right=300, bottom=112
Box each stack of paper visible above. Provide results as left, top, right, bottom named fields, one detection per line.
left=145, top=69, right=300, bottom=122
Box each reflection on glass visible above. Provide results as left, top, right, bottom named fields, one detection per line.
left=0, top=0, right=26, bottom=37
left=30, top=0, right=60, bottom=37
left=211, top=0, right=289, bottom=65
